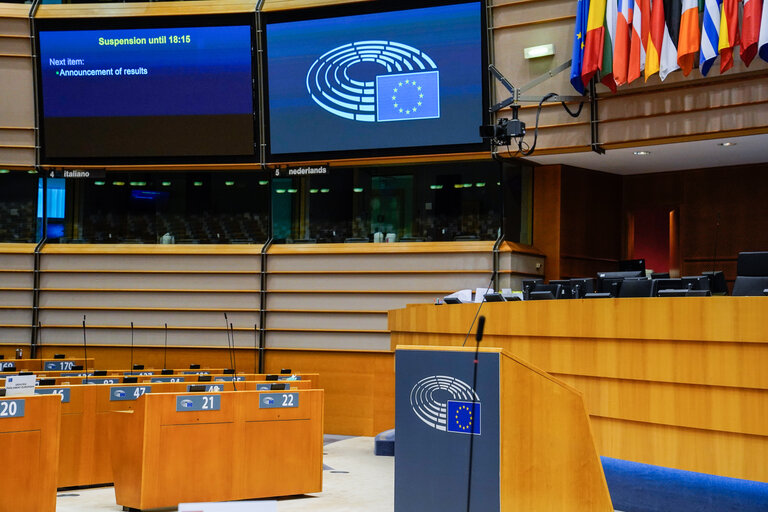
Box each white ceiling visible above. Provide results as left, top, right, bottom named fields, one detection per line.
left=523, top=133, right=768, bottom=175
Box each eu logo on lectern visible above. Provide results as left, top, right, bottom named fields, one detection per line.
left=447, top=400, right=481, bottom=435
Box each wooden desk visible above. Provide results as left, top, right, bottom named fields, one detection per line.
left=110, top=389, right=324, bottom=510
left=389, top=297, right=768, bottom=482
left=0, top=394, right=61, bottom=512
left=43, top=380, right=311, bottom=488
left=0, top=358, right=93, bottom=372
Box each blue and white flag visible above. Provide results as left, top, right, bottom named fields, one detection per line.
left=699, top=0, right=722, bottom=76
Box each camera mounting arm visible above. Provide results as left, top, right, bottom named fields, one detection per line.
left=489, top=61, right=585, bottom=112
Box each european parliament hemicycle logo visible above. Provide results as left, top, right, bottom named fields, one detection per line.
left=410, top=375, right=481, bottom=435
left=306, top=41, right=440, bottom=123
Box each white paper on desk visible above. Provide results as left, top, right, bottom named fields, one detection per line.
left=444, top=289, right=473, bottom=303
left=178, top=501, right=277, bottom=512
left=475, top=287, right=493, bottom=302
left=5, top=374, right=36, bottom=396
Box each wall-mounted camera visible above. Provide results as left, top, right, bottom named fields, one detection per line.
left=479, top=117, right=526, bottom=146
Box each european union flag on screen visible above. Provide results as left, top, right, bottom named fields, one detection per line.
left=446, top=400, right=481, bottom=435
left=376, top=71, right=440, bottom=122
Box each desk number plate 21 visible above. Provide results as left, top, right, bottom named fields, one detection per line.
left=176, top=395, right=221, bottom=412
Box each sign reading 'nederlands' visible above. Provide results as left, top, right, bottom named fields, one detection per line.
left=273, top=165, right=329, bottom=178
left=259, top=392, right=299, bottom=409
left=176, top=395, right=220, bottom=412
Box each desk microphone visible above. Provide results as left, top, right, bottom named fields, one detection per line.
left=475, top=315, right=485, bottom=342
left=129, top=321, right=135, bottom=375
left=229, top=322, right=238, bottom=391
left=163, top=323, right=168, bottom=371
left=82, top=315, right=88, bottom=374
left=223, top=313, right=237, bottom=391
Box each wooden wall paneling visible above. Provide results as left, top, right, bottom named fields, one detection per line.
left=532, top=165, right=561, bottom=281
left=389, top=300, right=768, bottom=481
left=559, top=166, right=623, bottom=279
left=264, top=349, right=394, bottom=436
left=590, top=416, right=768, bottom=483
left=0, top=245, right=34, bottom=346
left=37, top=248, right=261, bottom=348
left=264, top=245, right=496, bottom=351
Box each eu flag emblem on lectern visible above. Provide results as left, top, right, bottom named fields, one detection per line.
left=376, top=71, right=440, bottom=122
left=447, top=400, right=481, bottom=435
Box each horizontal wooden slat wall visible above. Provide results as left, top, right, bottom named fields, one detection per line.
left=490, top=0, right=768, bottom=155
left=0, top=4, right=34, bottom=169
left=36, top=244, right=262, bottom=349
left=264, top=242, right=500, bottom=351
left=0, top=243, right=34, bottom=347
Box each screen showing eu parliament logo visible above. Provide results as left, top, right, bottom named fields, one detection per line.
left=265, top=2, right=484, bottom=158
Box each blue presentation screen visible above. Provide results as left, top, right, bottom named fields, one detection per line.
left=265, top=2, right=486, bottom=159
left=37, top=22, right=255, bottom=160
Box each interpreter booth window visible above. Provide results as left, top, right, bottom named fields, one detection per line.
left=49, top=171, right=270, bottom=244
left=270, top=160, right=532, bottom=244
left=0, top=170, right=38, bottom=243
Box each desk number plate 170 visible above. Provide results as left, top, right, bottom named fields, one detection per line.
left=259, top=392, right=299, bottom=409
left=176, top=395, right=221, bottom=412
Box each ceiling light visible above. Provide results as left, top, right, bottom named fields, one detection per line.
left=633, top=151, right=651, bottom=156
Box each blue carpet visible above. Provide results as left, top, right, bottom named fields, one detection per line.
left=602, top=457, right=768, bottom=512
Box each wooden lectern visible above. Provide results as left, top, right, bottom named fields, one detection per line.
left=0, top=394, right=61, bottom=512
left=395, top=346, right=612, bottom=512
left=109, top=389, right=323, bottom=510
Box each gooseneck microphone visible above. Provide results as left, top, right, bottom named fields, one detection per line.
left=466, top=315, right=485, bottom=512
left=129, top=321, right=135, bottom=375
left=82, top=315, right=88, bottom=374
left=163, top=323, right=168, bottom=371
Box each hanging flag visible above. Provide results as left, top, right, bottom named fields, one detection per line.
left=659, top=0, right=682, bottom=80
left=740, top=0, right=763, bottom=66
left=677, top=0, right=700, bottom=74
left=699, top=0, right=722, bottom=75
left=582, top=0, right=607, bottom=85
left=628, top=0, right=648, bottom=82
left=718, top=0, right=740, bottom=73
left=645, top=0, right=665, bottom=80
left=760, top=0, right=768, bottom=62
left=600, top=0, right=618, bottom=91
left=571, top=0, right=590, bottom=94
left=614, top=0, right=632, bottom=86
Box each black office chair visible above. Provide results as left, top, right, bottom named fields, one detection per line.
left=617, top=277, right=654, bottom=297
left=732, top=251, right=768, bottom=296
left=522, top=279, right=543, bottom=300
left=528, top=283, right=563, bottom=300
